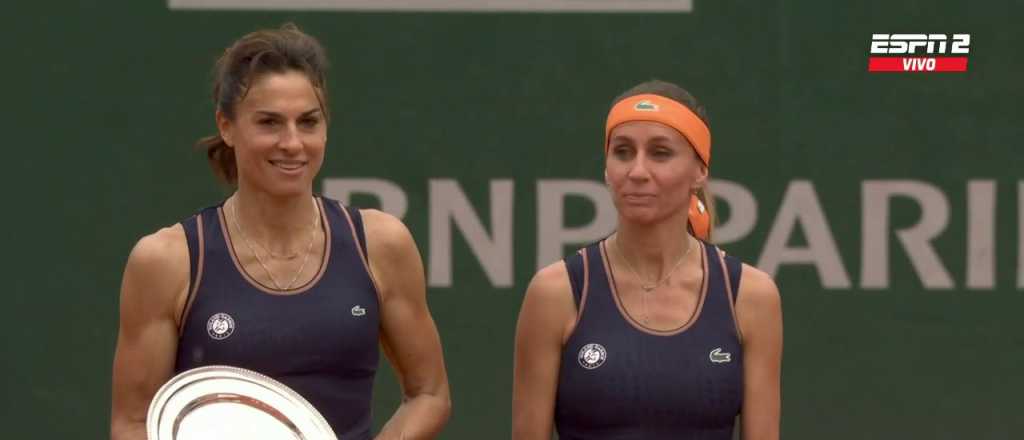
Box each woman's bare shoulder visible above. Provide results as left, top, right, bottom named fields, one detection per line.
left=121, top=224, right=191, bottom=314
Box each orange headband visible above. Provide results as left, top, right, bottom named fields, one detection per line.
left=605, top=94, right=711, bottom=166
left=605, top=93, right=713, bottom=240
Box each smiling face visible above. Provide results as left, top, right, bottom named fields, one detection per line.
left=217, top=70, right=327, bottom=198
left=605, top=120, right=707, bottom=226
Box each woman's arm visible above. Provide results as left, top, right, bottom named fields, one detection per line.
left=362, top=209, right=451, bottom=440
left=110, top=226, right=190, bottom=440
left=512, top=262, right=577, bottom=440
left=735, top=264, right=783, bottom=440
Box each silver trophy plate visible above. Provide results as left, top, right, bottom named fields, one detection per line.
left=147, top=365, right=337, bottom=440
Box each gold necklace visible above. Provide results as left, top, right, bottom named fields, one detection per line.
left=614, top=235, right=693, bottom=324
left=615, top=235, right=692, bottom=292
left=230, top=198, right=320, bottom=290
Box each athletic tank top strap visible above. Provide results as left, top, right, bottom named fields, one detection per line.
left=702, top=241, right=727, bottom=317
left=343, top=205, right=369, bottom=258
left=197, top=204, right=223, bottom=264
left=563, top=249, right=587, bottom=309
left=724, top=253, right=742, bottom=305
left=180, top=214, right=202, bottom=325
left=701, top=242, right=744, bottom=341
left=182, top=214, right=200, bottom=289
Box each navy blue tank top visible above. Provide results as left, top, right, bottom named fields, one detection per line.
left=174, top=197, right=380, bottom=440
left=555, top=240, right=744, bottom=440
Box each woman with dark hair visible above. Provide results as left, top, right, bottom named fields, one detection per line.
left=513, top=80, right=782, bottom=439
left=111, top=24, right=450, bottom=440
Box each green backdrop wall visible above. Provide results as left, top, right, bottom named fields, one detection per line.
left=4, top=1, right=1023, bottom=438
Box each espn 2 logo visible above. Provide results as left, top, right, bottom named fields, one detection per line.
left=868, top=34, right=970, bottom=72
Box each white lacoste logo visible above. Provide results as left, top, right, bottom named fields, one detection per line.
left=351, top=305, right=366, bottom=317
left=709, top=347, right=732, bottom=363
left=633, top=99, right=659, bottom=112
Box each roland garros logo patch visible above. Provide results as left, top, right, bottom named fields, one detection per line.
left=578, top=343, right=607, bottom=370
left=206, top=313, right=235, bottom=340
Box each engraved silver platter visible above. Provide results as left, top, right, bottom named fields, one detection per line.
left=147, top=365, right=338, bottom=440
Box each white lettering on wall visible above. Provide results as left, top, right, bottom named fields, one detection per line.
left=710, top=179, right=758, bottom=245
left=966, top=180, right=996, bottom=289
left=428, top=179, right=514, bottom=287
left=757, top=180, right=851, bottom=288
left=320, top=177, right=1015, bottom=291
left=322, top=178, right=408, bottom=219
left=862, top=180, right=953, bottom=289
left=536, top=180, right=617, bottom=269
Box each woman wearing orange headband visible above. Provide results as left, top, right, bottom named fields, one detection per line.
left=513, top=80, right=782, bottom=439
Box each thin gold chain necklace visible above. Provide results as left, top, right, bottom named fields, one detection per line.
left=615, top=235, right=692, bottom=292
left=230, top=198, right=320, bottom=290
left=614, top=235, right=693, bottom=323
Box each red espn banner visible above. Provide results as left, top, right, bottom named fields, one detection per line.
left=868, top=57, right=969, bottom=72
